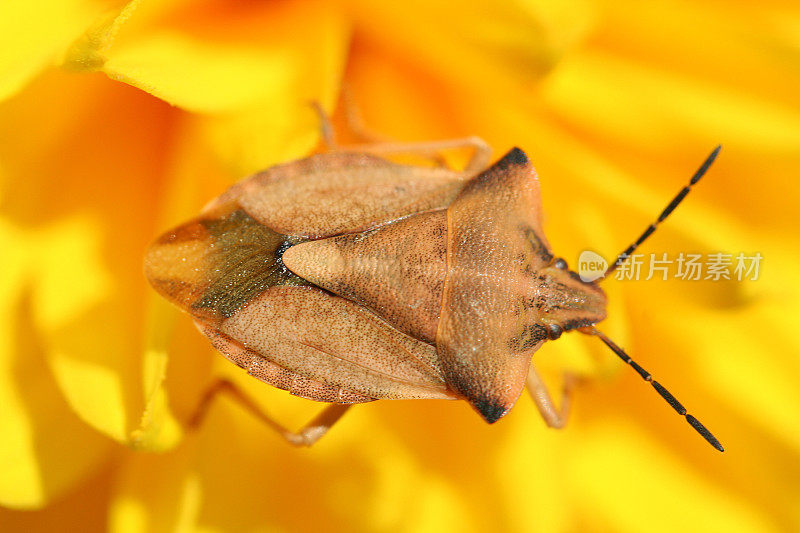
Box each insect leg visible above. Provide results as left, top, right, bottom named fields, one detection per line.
left=310, top=101, right=450, bottom=166
left=311, top=101, right=338, bottom=150
left=525, top=364, right=577, bottom=429
left=311, top=94, right=491, bottom=171
left=187, top=378, right=351, bottom=447
left=311, top=95, right=403, bottom=154
left=339, top=84, right=385, bottom=145
left=338, top=137, right=492, bottom=174
left=336, top=85, right=453, bottom=167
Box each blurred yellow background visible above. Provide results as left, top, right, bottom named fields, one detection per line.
left=1, top=0, right=799, bottom=531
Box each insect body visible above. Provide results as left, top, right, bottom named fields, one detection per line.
left=145, top=139, right=723, bottom=450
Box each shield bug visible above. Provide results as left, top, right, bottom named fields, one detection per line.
left=144, top=112, right=723, bottom=451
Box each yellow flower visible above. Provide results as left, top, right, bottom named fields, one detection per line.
left=1, top=0, right=799, bottom=531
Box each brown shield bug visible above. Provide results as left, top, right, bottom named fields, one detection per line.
left=144, top=112, right=723, bottom=451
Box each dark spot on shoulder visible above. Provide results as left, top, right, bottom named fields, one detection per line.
left=443, top=372, right=511, bottom=424
left=473, top=396, right=509, bottom=424
left=493, top=147, right=529, bottom=171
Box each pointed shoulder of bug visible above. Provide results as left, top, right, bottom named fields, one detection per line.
left=433, top=147, right=607, bottom=422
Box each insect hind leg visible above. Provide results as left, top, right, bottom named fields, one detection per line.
left=188, top=378, right=351, bottom=447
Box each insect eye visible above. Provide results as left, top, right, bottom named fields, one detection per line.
left=546, top=323, right=563, bottom=340
left=554, top=257, right=568, bottom=270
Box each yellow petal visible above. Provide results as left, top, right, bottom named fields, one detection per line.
left=67, top=0, right=350, bottom=175
left=346, top=0, right=595, bottom=98
left=542, top=50, right=800, bottom=154
left=567, top=421, right=778, bottom=532
left=2, top=0, right=795, bottom=529
left=125, top=295, right=182, bottom=452
left=0, top=219, right=114, bottom=508
left=496, top=402, right=574, bottom=532
left=633, top=241, right=800, bottom=453
left=113, top=344, right=531, bottom=532
left=129, top=113, right=249, bottom=452
left=0, top=68, right=179, bottom=444
left=0, top=464, right=112, bottom=530
left=0, top=0, right=107, bottom=101
left=591, top=0, right=800, bottom=113
left=105, top=33, right=297, bottom=113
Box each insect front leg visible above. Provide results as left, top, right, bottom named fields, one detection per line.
left=525, top=364, right=577, bottom=429
left=188, top=378, right=351, bottom=447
